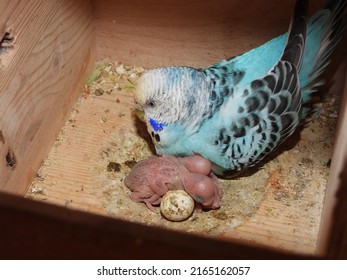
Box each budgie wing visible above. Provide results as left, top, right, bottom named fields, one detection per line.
left=204, top=60, right=302, bottom=176
left=203, top=0, right=308, bottom=176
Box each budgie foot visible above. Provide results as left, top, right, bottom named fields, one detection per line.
left=124, top=154, right=222, bottom=212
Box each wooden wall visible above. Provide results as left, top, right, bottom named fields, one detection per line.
left=0, top=0, right=95, bottom=194
left=94, top=0, right=324, bottom=68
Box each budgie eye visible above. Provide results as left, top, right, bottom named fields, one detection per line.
left=146, top=99, right=156, bottom=108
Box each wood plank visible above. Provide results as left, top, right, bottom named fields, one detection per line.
left=0, top=191, right=314, bottom=259
left=93, top=0, right=324, bottom=68
left=317, top=71, right=347, bottom=258
left=0, top=0, right=95, bottom=194
left=26, top=80, right=141, bottom=214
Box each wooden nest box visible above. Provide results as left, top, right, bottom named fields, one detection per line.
left=0, top=0, right=346, bottom=259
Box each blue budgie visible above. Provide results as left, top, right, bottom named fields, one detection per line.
left=134, top=0, right=346, bottom=177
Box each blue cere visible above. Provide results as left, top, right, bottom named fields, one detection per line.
left=149, top=118, right=167, bottom=132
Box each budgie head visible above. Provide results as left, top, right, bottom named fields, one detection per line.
left=134, top=67, right=210, bottom=153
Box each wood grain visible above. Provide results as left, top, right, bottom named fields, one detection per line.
left=0, top=0, right=95, bottom=194
left=317, top=70, right=347, bottom=257
left=0, top=191, right=315, bottom=259
left=94, top=0, right=324, bottom=68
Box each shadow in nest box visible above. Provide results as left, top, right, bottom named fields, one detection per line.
left=326, top=157, right=347, bottom=258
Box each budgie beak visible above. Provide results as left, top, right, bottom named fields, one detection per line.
left=133, top=98, right=145, bottom=122
left=135, top=108, right=145, bottom=122
left=134, top=74, right=149, bottom=123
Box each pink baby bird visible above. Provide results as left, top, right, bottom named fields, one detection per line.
left=124, top=154, right=222, bottom=212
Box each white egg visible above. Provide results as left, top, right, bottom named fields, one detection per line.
left=160, top=190, right=195, bottom=222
